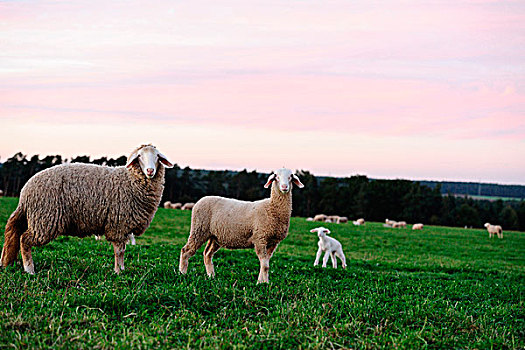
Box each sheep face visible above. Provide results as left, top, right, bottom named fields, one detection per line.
left=264, top=168, right=304, bottom=194
left=126, top=145, right=173, bottom=179
left=484, top=223, right=490, bottom=228
left=310, top=227, right=330, bottom=238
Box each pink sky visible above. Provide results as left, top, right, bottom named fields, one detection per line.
left=1, top=0, right=524, bottom=184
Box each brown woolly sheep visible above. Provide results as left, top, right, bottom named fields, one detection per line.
left=0, top=144, right=173, bottom=274
left=179, top=168, right=304, bottom=284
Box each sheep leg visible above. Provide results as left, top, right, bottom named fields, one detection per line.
left=180, top=233, right=209, bottom=274
left=255, top=244, right=271, bottom=284
left=20, top=233, right=35, bottom=274
left=331, top=252, right=337, bottom=269
left=203, top=238, right=220, bottom=278
left=314, top=247, right=322, bottom=266
left=112, top=241, right=126, bottom=274
left=322, top=251, right=330, bottom=268
left=335, top=249, right=347, bottom=269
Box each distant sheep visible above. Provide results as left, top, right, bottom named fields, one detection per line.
left=163, top=201, right=172, bottom=209
left=181, top=203, right=195, bottom=210
left=306, top=217, right=314, bottom=222
left=337, top=216, right=349, bottom=224
left=311, top=227, right=346, bottom=269
left=352, top=218, right=365, bottom=225
left=0, top=189, right=3, bottom=197
left=325, top=218, right=333, bottom=223
left=171, top=202, right=182, bottom=209
left=313, top=214, right=327, bottom=222
left=327, top=215, right=340, bottom=223
left=412, top=223, right=424, bottom=230
left=385, top=219, right=396, bottom=226
left=0, top=144, right=173, bottom=274
left=398, top=221, right=407, bottom=228
left=179, top=168, right=304, bottom=284
left=484, top=223, right=503, bottom=239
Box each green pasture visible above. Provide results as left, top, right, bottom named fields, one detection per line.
left=0, top=197, right=523, bottom=349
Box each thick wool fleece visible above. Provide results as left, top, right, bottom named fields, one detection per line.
left=2, top=147, right=164, bottom=259
left=186, top=181, right=292, bottom=250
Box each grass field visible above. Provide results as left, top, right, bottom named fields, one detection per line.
left=0, top=196, right=524, bottom=349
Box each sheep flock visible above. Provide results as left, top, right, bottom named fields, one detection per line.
left=0, top=144, right=508, bottom=283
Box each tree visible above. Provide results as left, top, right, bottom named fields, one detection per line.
left=499, top=205, right=519, bottom=231
left=456, top=203, right=480, bottom=227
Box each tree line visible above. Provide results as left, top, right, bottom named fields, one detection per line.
left=1, top=152, right=524, bottom=231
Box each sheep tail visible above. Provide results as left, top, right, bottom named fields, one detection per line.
left=1, top=207, right=27, bottom=267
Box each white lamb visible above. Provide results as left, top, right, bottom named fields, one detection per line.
left=412, top=223, right=424, bottom=230
left=311, top=227, right=346, bottom=269
left=484, top=223, right=503, bottom=239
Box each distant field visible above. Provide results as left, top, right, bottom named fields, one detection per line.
left=450, top=194, right=524, bottom=202
left=0, top=196, right=523, bottom=349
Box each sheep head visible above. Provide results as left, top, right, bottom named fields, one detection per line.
left=126, top=144, right=173, bottom=179
left=264, top=168, right=304, bottom=194
left=310, top=227, right=330, bottom=238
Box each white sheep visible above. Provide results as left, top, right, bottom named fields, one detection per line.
left=306, top=217, right=314, bottom=221
left=163, top=201, right=172, bottom=209
left=170, top=202, right=182, bottom=209
left=484, top=223, right=503, bottom=239
left=179, top=168, right=304, bottom=284
left=398, top=221, right=407, bottom=228
left=311, top=227, right=346, bottom=269
left=337, top=216, right=349, bottom=224
left=181, top=202, right=195, bottom=210
left=313, top=214, right=327, bottom=222
left=412, top=223, right=424, bottom=230
left=385, top=219, right=396, bottom=226
left=327, top=215, right=340, bottom=223
left=352, top=218, right=365, bottom=225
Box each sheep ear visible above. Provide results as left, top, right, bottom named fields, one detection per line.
left=157, top=151, right=174, bottom=168
left=264, top=173, right=276, bottom=188
left=126, top=152, right=139, bottom=169
left=292, top=174, right=304, bottom=188
left=310, top=229, right=318, bottom=233
left=325, top=229, right=331, bottom=234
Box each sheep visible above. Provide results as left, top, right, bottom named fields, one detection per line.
left=398, top=221, right=407, bottom=228
left=392, top=222, right=403, bottom=228
left=325, top=218, right=333, bottom=223
left=385, top=219, right=396, bottom=226
left=0, top=144, right=173, bottom=274
left=171, top=202, right=182, bottom=209
left=306, top=217, right=314, bottom=221
left=0, top=189, right=3, bottom=197
left=311, top=227, right=346, bottom=269
left=179, top=168, right=304, bottom=284
left=337, top=216, right=349, bottom=224
left=181, top=202, right=195, bottom=210
left=163, top=201, right=172, bottom=209
left=484, top=223, right=503, bottom=239
left=313, top=214, right=327, bottom=222
left=352, top=218, right=364, bottom=225
left=412, top=223, right=424, bottom=230
left=327, top=215, right=340, bottom=223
